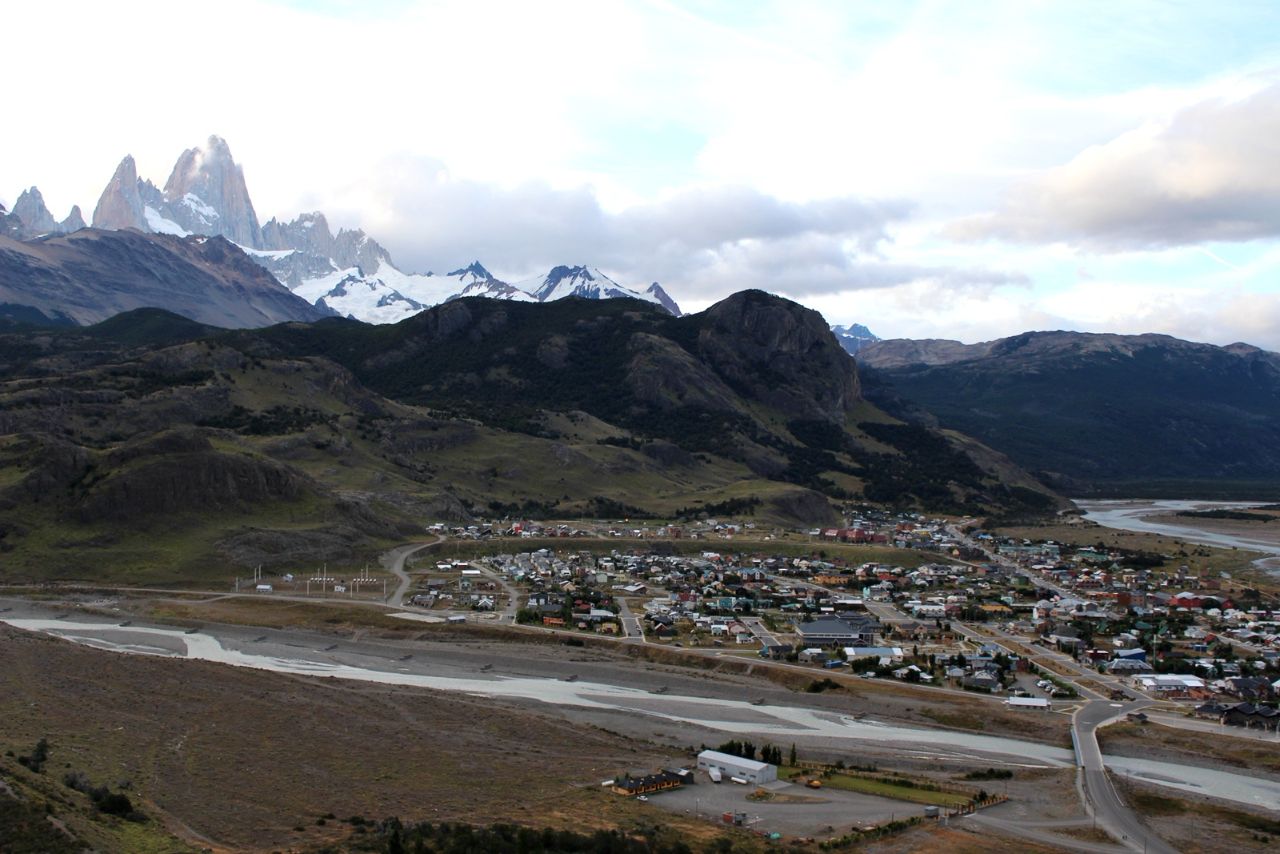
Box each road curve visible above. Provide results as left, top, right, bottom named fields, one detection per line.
left=382, top=537, right=444, bottom=607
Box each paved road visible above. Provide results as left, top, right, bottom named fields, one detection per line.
left=616, top=597, right=645, bottom=641
left=740, top=615, right=778, bottom=646
left=1073, top=699, right=1178, bottom=854
left=474, top=561, right=520, bottom=622
left=382, top=537, right=444, bottom=607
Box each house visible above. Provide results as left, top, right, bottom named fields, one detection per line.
left=611, top=770, right=685, bottom=796
left=843, top=646, right=904, bottom=663
left=1222, top=703, right=1280, bottom=731
left=1223, top=677, right=1275, bottom=702
left=1134, top=674, right=1206, bottom=696
left=1106, top=658, right=1153, bottom=675
left=962, top=672, right=1002, bottom=692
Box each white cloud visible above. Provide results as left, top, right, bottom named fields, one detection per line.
left=951, top=80, right=1280, bottom=248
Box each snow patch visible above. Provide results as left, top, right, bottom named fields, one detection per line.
left=233, top=242, right=297, bottom=260
left=181, top=193, right=220, bottom=222
left=143, top=206, right=190, bottom=236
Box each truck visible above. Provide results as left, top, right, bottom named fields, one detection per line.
left=708, top=768, right=722, bottom=783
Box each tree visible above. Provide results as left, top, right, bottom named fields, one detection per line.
left=789, top=743, right=798, bottom=766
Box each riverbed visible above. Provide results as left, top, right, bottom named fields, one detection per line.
left=4, top=612, right=1278, bottom=812
left=1076, top=499, right=1280, bottom=575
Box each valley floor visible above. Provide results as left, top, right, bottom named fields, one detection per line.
left=3, top=595, right=1280, bottom=853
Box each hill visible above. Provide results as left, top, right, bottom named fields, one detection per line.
left=0, top=294, right=1058, bottom=583
left=858, top=331, right=1280, bottom=496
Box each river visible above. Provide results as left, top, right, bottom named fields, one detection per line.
left=1075, top=499, right=1280, bottom=575
left=4, top=614, right=1279, bottom=812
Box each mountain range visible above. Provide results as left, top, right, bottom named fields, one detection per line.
left=858, top=331, right=1280, bottom=496
left=4, top=135, right=680, bottom=324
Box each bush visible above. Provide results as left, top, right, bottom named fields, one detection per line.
left=17, top=738, right=49, bottom=773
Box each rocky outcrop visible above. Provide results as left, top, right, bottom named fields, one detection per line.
left=76, top=449, right=307, bottom=522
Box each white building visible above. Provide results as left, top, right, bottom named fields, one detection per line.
left=696, top=750, right=777, bottom=785
left=1005, top=697, right=1050, bottom=710
left=1134, top=674, right=1205, bottom=694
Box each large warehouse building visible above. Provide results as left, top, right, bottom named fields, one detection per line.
left=696, top=750, right=777, bottom=784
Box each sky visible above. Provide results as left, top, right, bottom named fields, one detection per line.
left=6, top=0, right=1280, bottom=347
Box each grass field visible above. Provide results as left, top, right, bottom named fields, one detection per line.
left=778, top=767, right=975, bottom=808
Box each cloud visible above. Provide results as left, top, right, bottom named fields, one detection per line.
left=318, top=153, right=1022, bottom=307
left=951, top=82, right=1280, bottom=249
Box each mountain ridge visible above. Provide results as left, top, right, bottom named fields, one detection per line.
left=858, top=329, right=1280, bottom=493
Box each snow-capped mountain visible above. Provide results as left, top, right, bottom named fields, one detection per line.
left=514, top=265, right=680, bottom=313
left=33, top=136, right=683, bottom=323
left=831, top=323, right=880, bottom=356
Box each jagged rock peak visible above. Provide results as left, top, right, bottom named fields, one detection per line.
left=644, top=282, right=682, bottom=317
left=448, top=261, right=494, bottom=280
left=547, top=264, right=593, bottom=282
left=831, top=322, right=880, bottom=356
left=61, top=205, right=86, bottom=232
left=91, top=155, right=147, bottom=232
left=161, top=135, right=262, bottom=248
left=13, top=187, right=60, bottom=234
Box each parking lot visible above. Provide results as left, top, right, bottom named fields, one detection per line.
left=643, top=774, right=927, bottom=837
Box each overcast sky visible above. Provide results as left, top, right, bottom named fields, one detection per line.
left=7, top=0, right=1280, bottom=348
